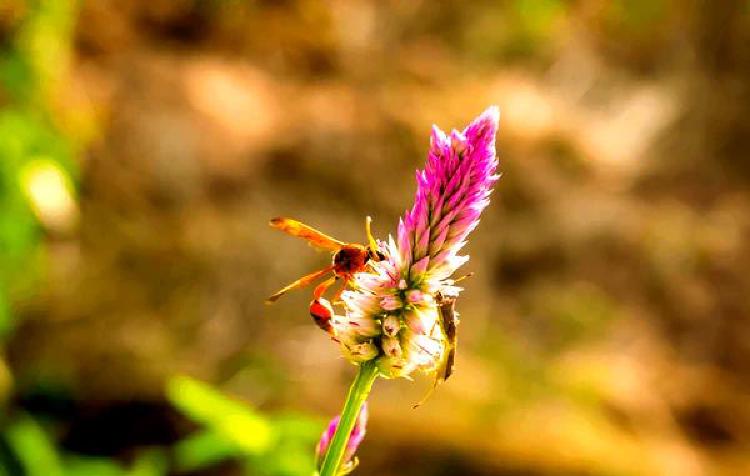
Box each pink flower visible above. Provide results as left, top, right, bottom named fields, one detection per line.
left=332, top=107, right=500, bottom=378
left=315, top=403, right=368, bottom=473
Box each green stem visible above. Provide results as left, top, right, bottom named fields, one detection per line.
left=319, top=360, right=378, bottom=476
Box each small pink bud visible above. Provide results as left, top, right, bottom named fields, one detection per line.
left=406, top=289, right=434, bottom=305
left=316, top=403, right=368, bottom=471
left=380, top=294, right=402, bottom=311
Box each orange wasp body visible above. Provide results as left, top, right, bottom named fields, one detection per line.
left=266, top=217, right=384, bottom=333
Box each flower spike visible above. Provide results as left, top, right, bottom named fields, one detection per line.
left=331, top=106, right=501, bottom=379
left=303, top=107, right=500, bottom=476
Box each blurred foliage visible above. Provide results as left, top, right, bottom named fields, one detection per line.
left=167, top=375, right=320, bottom=476
left=0, top=377, right=319, bottom=476
left=2, top=414, right=166, bottom=476
left=1, top=3, right=320, bottom=476
left=0, top=0, right=77, bottom=338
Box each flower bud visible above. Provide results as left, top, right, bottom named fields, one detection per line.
left=381, top=336, right=402, bottom=358
left=406, top=289, right=432, bottom=305
left=380, top=294, right=402, bottom=311
left=340, top=339, right=379, bottom=362
left=382, top=315, right=401, bottom=336
left=316, top=403, right=368, bottom=474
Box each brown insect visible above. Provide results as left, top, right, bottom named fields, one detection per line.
left=266, top=216, right=385, bottom=333
left=436, top=293, right=459, bottom=382
left=413, top=273, right=472, bottom=408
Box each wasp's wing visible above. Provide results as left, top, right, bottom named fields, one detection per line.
left=269, top=217, right=345, bottom=251
left=266, top=265, right=334, bottom=304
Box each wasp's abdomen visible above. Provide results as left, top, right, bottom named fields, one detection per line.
left=310, top=298, right=334, bottom=334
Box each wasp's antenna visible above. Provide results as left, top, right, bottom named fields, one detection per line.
left=365, top=216, right=378, bottom=252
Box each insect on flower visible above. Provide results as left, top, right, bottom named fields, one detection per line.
left=265, top=216, right=385, bottom=334
left=412, top=272, right=472, bottom=408
left=435, top=293, right=458, bottom=381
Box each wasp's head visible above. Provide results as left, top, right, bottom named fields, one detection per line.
left=367, top=248, right=386, bottom=262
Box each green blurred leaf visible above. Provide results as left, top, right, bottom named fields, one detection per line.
left=4, top=415, right=63, bottom=476
left=167, top=375, right=274, bottom=454
left=174, top=429, right=243, bottom=471
left=62, top=457, right=125, bottom=476
left=168, top=377, right=322, bottom=476
left=128, top=449, right=167, bottom=476
left=253, top=414, right=321, bottom=476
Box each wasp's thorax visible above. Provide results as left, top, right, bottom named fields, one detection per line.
left=332, top=245, right=370, bottom=276
left=333, top=245, right=385, bottom=275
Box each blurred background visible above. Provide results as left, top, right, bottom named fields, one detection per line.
left=1, top=0, right=750, bottom=475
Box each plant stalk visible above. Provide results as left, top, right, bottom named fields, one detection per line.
left=319, top=360, right=378, bottom=476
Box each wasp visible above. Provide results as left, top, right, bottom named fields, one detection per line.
left=266, top=216, right=385, bottom=334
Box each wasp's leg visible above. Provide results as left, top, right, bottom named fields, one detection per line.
left=313, top=275, right=337, bottom=300
left=331, top=278, right=351, bottom=304
left=266, top=265, right=334, bottom=303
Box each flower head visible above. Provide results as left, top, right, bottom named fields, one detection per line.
left=332, top=107, right=500, bottom=378
left=316, top=403, right=368, bottom=474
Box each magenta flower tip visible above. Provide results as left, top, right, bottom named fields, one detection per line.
left=399, top=105, right=500, bottom=277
